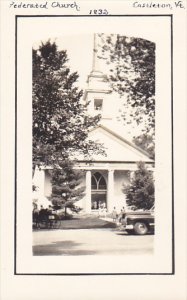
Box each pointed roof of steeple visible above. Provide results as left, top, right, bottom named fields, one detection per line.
left=87, top=33, right=107, bottom=82
left=92, top=34, right=102, bottom=74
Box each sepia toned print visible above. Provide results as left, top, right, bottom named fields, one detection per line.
left=2, top=3, right=186, bottom=298
left=14, top=14, right=174, bottom=276
left=32, top=33, right=155, bottom=256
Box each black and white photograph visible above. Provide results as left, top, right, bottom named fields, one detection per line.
left=32, top=32, right=155, bottom=256
left=0, top=2, right=186, bottom=299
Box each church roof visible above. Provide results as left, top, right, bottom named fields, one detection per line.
left=97, top=123, right=152, bottom=158
left=76, top=122, right=154, bottom=163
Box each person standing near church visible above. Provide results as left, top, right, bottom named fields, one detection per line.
left=122, top=206, right=126, bottom=218
left=118, top=206, right=126, bottom=223
left=112, top=207, right=118, bottom=222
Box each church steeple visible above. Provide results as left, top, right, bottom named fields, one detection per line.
left=87, top=33, right=107, bottom=85
left=84, top=33, right=116, bottom=121
left=91, top=34, right=103, bottom=74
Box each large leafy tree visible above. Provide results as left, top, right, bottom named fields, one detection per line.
left=33, top=40, right=104, bottom=167
left=123, top=162, right=155, bottom=210
left=32, top=41, right=104, bottom=209
left=133, top=133, right=155, bottom=159
left=97, top=33, right=155, bottom=144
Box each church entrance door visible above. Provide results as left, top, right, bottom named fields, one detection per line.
left=91, top=172, right=107, bottom=210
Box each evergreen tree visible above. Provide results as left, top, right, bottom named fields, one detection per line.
left=33, top=40, right=104, bottom=167
left=50, top=161, right=85, bottom=215
left=123, top=162, right=155, bottom=210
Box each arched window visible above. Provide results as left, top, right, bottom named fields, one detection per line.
left=91, top=172, right=106, bottom=190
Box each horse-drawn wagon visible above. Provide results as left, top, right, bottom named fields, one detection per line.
left=33, top=208, right=62, bottom=229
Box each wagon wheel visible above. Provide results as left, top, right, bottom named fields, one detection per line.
left=51, top=220, right=58, bottom=229
left=51, top=218, right=61, bottom=229
left=49, top=217, right=61, bottom=229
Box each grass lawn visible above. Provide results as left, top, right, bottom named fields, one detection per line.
left=59, top=215, right=116, bottom=229
left=33, top=214, right=117, bottom=230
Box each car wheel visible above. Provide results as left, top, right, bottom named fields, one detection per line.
left=134, top=222, right=148, bottom=235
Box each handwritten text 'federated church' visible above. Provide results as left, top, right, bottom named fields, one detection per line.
left=9, top=1, right=81, bottom=11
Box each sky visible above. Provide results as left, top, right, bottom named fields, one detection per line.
left=33, top=34, right=100, bottom=89
left=33, top=33, right=152, bottom=138
left=30, top=15, right=169, bottom=93
left=29, top=14, right=170, bottom=140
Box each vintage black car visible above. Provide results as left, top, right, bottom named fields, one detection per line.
left=120, top=211, right=154, bottom=235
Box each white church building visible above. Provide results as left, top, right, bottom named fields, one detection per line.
left=33, top=36, right=154, bottom=213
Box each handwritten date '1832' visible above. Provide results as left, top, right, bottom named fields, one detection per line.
left=89, top=9, right=109, bottom=15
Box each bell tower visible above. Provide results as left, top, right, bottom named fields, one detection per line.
left=84, top=34, right=114, bottom=121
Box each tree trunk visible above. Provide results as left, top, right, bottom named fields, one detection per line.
left=65, top=206, right=67, bottom=217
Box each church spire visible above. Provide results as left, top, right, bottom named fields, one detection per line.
left=88, top=33, right=107, bottom=82
left=92, top=33, right=101, bottom=73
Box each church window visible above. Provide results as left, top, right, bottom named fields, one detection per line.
left=91, top=175, right=97, bottom=190
left=91, top=172, right=106, bottom=190
left=94, top=99, right=103, bottom=111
